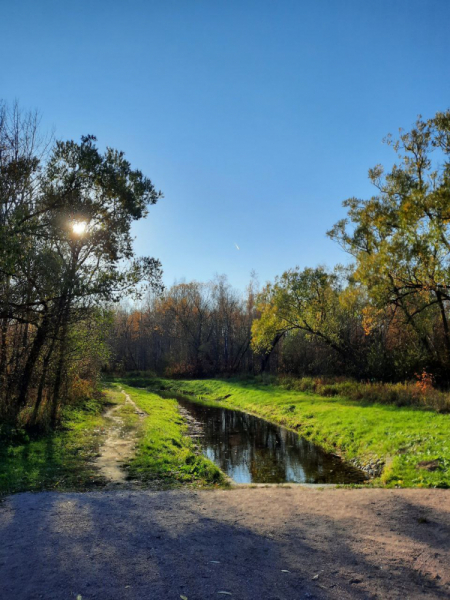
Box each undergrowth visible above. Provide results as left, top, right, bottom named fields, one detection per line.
left=275, top=375, right=450, bottom=413
left=0, top=396, right=108, bottom=496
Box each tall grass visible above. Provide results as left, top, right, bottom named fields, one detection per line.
left=274, top=375, right=450, bottom=412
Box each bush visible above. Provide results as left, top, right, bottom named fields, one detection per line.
left=164, top=362, right=199, bottom=379
left=67, top=376, right=94, bottom=405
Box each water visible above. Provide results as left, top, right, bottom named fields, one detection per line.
left=157, top=391, right=366, bottom=484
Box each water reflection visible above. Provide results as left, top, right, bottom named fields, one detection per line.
left=164, top=392, right=366, bottom=484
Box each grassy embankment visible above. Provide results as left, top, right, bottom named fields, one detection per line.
left=0, top=396, right=109, bottom=496
left=115, top=383, right=224, bottom=487
left=0, top=384, right=224, bottom=496
left=120, top=376, right=450, bottom=489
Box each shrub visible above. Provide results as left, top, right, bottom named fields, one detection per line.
left=164, top=362, right=199, bottom=379
left=67, top=376, right=94, bottom=405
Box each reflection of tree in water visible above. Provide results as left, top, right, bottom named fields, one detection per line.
left=177, top=399, right=365, bottom=484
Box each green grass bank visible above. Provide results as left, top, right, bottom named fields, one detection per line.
left=119, top=376, right=450, bottom=489
left=0, top=397, right=109, bottom=496
left=115, top=384, right=225, bottom=487
left=0, top=383, right=225, bottom=496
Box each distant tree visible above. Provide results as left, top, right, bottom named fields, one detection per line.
left=251, top=266, right=366, bottom=372
left=158, top=282, right=214, bottom=376
left=107, top=274, right=259, bottom=377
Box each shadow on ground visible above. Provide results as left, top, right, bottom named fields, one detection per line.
left=0, top=488, right=449, bottom=599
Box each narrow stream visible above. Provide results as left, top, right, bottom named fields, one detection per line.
left=157, top=390, right=366, bottom=484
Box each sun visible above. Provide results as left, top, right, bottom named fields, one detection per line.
left=72, top=221, right=87, bottom=235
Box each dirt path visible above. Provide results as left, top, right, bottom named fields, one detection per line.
left=1, top=488, right=449, bottom=600
left=95, top=390, right=146, bottom=486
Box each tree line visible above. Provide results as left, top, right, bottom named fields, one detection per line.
left=0, top=102, right=161, bottom=431
left=108, top=275, right=259, bottom=376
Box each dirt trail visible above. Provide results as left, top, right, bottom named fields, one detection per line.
left=1, top=488, right=449, bottom=600
left=95, top=390, right=146, bottom=486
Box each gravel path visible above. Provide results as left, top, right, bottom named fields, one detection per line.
left=0, top=488, right=449, bottom=600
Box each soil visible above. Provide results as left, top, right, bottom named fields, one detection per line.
left=1, top=487, right=449, bottom=600
left=95, top=391, right=146, bottom=487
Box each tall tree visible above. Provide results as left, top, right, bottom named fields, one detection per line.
left=251, top=266, right=365, bottom=372
left=1, top=103, right=162, bottom=425
left=328, top=110, right=450, bottom=376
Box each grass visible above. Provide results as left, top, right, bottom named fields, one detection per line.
left=118, top=376, right=450, bottom=489
left=4, top=373, right=447, bottom=494
left=0, top=396, right=110, bottom=496
left=0, top=383, right=226, bottom=496
left=115, top=383, right=226, bottom=488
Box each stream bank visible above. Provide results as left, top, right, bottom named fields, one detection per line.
left=120, top=376, right=450, bottom=488
left=160, top=389, right=366, bottom=484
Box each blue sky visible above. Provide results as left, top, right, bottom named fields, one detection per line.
left=2, top=0, right=449, bottom=290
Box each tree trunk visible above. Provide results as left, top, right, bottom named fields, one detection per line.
left=17, top=310, right=50, bottom=413
left=50, top=313, right=69, bottom=428
left=30, top=333, right=58, bottom=427
left=436, top=292, right=450, bottom=368
left=261, top=333, right=284, bottom=372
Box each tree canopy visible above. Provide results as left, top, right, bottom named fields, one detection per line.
left=249, top=110, right=450, bottom=382
left=0, top=102, right=162, bottom=427
left=328, top=110, right=450, bottom=374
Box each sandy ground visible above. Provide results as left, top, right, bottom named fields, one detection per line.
left=0, top=488, right=449, bottom=600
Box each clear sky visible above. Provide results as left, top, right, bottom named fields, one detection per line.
left=2, top=0, right=449, bottom=290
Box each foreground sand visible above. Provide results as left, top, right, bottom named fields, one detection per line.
left=0, top=488, right=449, bottom=599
